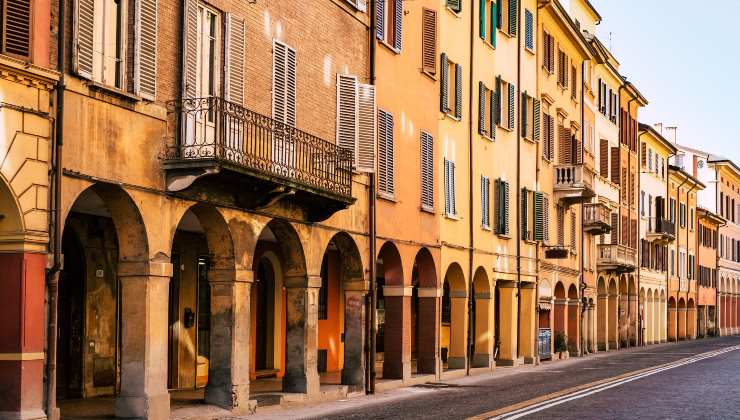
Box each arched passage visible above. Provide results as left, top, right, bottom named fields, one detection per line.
left=659, top=290, right=666, bottom=342
left=618, top=275, right=629, bottom=347
left=412, top=248, right=438, bottom=375
left=687, top=298, right=696, bottom=340
left=472, top=267, right=492, bottom=368
left=608, top=278, right=619, bottom=349
left=376, top=242, right=405, bottom=379
left=668, top=297, right=677, bottom=341
left=628, top=276, right=637, bottom=346
left=441, top=263, right=467, bottom=370
left=553, top=282, right=567, bottom=355
left=597, top=277, right=608, bottom=351
left=566, top=284, right=579, bottom=354
left=645, top=289, right=654, bottom=345
left=677, top=298, right=687, bottom=340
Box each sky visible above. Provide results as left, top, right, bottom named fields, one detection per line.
left=586, top=0, right=740, bottom=162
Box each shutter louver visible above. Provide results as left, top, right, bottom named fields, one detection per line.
left=479, top=81, right=486, bottom=135
left=73, top=0, right=95, bottom=79
left=533, top=98, right=541, bottom=142
left=508, top=82, right=515, bottom=130
left=503, top=180, right=510, bottom=235
left=455, top=63, right=463, bottom=119
left=479, top=0, right=486, bottom=39
left=600, top=139, right=609, bottom=177
left=521, top=188, right=529, bottom=240
left=450, top=161, right=456, bottom=215
left=286, top=47, right=297, bottom=127
left=357, top=83, right=377, bottom=173
left=378, top=110, right=389, bottom=193
left=273, top=41, right=287, bottom=123
left=495, top=179, right=501, bottom=234
left=444, top=159, right=451, bottom=215
left=548, top=115, right=555, bottom=160
left=421, top=132, right=434, bottom=208
left=557, top=206, right=564, bottom=246
left=182, top=0, right=198, bottom=98
left=440, top=53, right=449, bottom=112
left=386, top=112, right=395, bottom=194
left=543, top=196, right=550, bottom=242
left=3, top=0, right=31, bottom=58
left=133, top=0, right=158, bottom=100
left=224, top=13, right=245, bottom=105
left=489, top=87, right=496, bottom=140
left=508, top=0, right=518, bottom=36
left=376, top=0, right=384, bottom=40
left=393, top=0, right=403, bottom=51
left=534, top=191, right=544, bottom=241
left=521, top=92, right=528, bottom=137
left=447, top=0, right=461, bottom=13
left=494, top=76, right=502, bottom=126
left=610, top=146, right=620, bottom=184
left=570, top=212, right=576, bottom=250
left=336, top=74, right=359, bottom=155
left=422, top=9, right=437, bottom=75
left=524, top=9, right=533, bottom=50
left=641, top=141, right=647, bottom=167
left=611, top=213, right=619, bottom=245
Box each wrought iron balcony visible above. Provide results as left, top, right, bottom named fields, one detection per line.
left=553, top=164, right=595, bottom=205
left=161, top=97, right=355, bottom=221
left=597, top=244, right=637, bottom=273
left=544, top=245, right=570, bottom=259
left=583, top=202, right=611, bottom=235
left=645, top=217, right=675, bottom=243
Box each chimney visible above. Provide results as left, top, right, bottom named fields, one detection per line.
left=653, top=122, right=663, bottom=134
left=664, top=126, right=677, bottom=144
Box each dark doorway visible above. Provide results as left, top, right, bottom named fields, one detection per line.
left=255, top=258, right=275, bottom=372
left=57, top=229, right=86, bottom=400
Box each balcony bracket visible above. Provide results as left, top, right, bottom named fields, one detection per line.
left=254, top=186, right=297, bottom=210
left=166, top=166, right=221, bottom=192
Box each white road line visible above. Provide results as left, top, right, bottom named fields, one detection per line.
left=489, top=345, right=740, bottom=420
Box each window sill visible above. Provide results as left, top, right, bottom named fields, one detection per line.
left=482, top=225, right=492, bottom=231
left=523, top=136, right=536, bottom=144
left=480, top=131, right=495, bottom=142
left=445, top=213, right=461, bottom=221
left=378, top=39, right=401, bottom=55
left=446, top=6, right=463, bottom=17
left=498, top=28, right=516, bottom=39
left=421, top=204, right=435, bottom=214
left=87, top=81, right=142, bottom=102
left=496, top=124, right=514, bottom=133
left=421, top=69, right=437, bottom=81
left=525, top=46, right=535, bottom=55
left=482, top=38, right=496, bottom=51
left=377, top=192, right=397, bottom=202
left=497, top=233, right=512, bottom=240
left=444, top=112, right=462, bottom=122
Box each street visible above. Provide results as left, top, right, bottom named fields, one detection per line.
left=249, top=336, right=740, bottom=420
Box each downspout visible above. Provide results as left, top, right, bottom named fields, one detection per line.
left=615, top=83, right=626, bottom=349
left=578, top=60, right=585, bottom=356
left=625, top=93, right=636, bottom=348
left=45, top=0, right=65, bottom=417
left=466, top=0, right=476, bottom=377
left=665, top=150, right=676, bottom=341
left=714, top=167, right=721, bottom=336
left=514, top=0, right=523, bottom=360
left=367, top=0, right=377, bottom=394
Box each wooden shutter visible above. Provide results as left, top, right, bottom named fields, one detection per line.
left=376, top=0, right=384, bottom=39
left=524, top=9, right=533, bottom=50
left=2, top=0, right=31, bottom=58
left=557, top=206, right=564, bottom=245
left=543, top=195, right=550, bottom=242
left=508, top=82, right=515, bottom=130
left=422, top=9, right=437, bottom=75
left=378, top=110, right=393, bottom=194
left=548, top=35, right=555, bottom=73
left=559, top=125, right=571, bottom=164
left=494, top=76, right=502, bottom=125
left=336, top=74, right=359, bottom=154
left=533, top=98, right=541, bottom=142
left=479, top=0, right=486, bottom=39
left=73, top=0, right=95, bottom=79
left=393, top=0, right=403, bottom=50
left=508, top=0, right=518, bottom=36
left=621, top=215, right=628, bottom=245
left=521, top=188, right=529, bottom=239
left=421, top=132, right=434, bottom=208
left=450, top=161, right=456, bottom=214
left=570, top=211, right=576, bottom=250
left=273, top=41, right=297, bottom=126
left=132, top=0, right=159, bottom=99
left=357, top=83, right=377, bottom=173
left=610, top=146, right=620, bottom=184
left=478, top=82, right=486, bottom=135
left=503, top=180, right=510, bottom=235
left=521, top=92, right=528, bottom=137
left=548, top=115, right=555, bottom=160
left=495, top=179, right=502, bottom=233
left=533, top=191, right=544, bottom=241
left=455, top=63, right=463, bottom=119
left=224, top=13, right=245, bottom=105
left=444, top=159, right=451, bottom=214
left=448, top=0, right=461, bottom=13
left=489, top=86, right=496, bottom=139
left=385, top=112, right=395, bottom=194
left=482, top=176, right=489, bottom=227
left=570, top=64, right=576, bottom=99
left=641, top=141, right=647, bottom=167
left=440, top=53, right=448, bottom=112
left=542, top=32, right=549, bottom=69
left=180, top=0, right=198, bottom=98
left=600, top=139, right=608, bottom=177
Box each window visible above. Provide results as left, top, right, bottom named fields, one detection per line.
left=521, top=188, right=534, bottom=240
left=1, top=0, right=32, bottom=59
left=570, top=64, right=577, bottom=100
left=680, top=203, right=686, bottom=227
left=440, top=53, right=462, bottom=119
left=444, top=158, right=456, bottom=216
left=521, top=93, right=540, bottom=141
left=648, top=148, right=653, bottom=172
left=496, top=0, right=518, bottom=37
left=654, top=154, right=659, bottom=175
left=533, top=191, right=545, bottom=242
left=690, top=207, right=694, bottom=230
left=557, top=205, right=565, bottom=246
left=480, top=0, right=497, bottom=47
left=273, top=40, right=296, bottom=126
left=543, top=111, right=554, bottom=160
left=377, top=0, right=402, bottom=50
left=73, top=0, right=126, bottom=88
left=447, top=0, right=462, bottom=13
left=482, top=176, right=491, bottom=228
left=570, top=211, right=576, bottom=251
left=524, top=9, right=534, bottom=51
left=420, top=131, right=434, bottom=210
left=542, top=30, right=554, bottom=73
left=422, top=8, right=437, bottom=75
left=479, top=81, right=495, bottom=139
left=497, top=77, right=515, bottom=130
left=557, top=49, right=568, bottom=89
left=670, top=198, right=676, bottom=223
left=495, top=178, right=510, bottom=235
left=378, top=109, right=395, bottom=195
left=336, top=75, right=377, bottom=172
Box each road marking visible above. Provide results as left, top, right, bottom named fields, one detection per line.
left=467, top=344, right=740, bottom=420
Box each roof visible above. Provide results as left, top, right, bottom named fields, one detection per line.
left=668, top=164, right=706, bottom=189
left=623, top=81, right=648, bottom=107
left=697, top=207, right=726, bottom=226
left=707, top=155, right=740, bottom=177
left=638, top=123, right=677, bottom=154
left=582, top=0, right=602, bottom=23
left=551, top=0, right=594, bottom=59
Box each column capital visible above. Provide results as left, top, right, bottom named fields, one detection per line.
left=283, top=274, right=322, bottom=288
left=418, top=287, right=442, bottom=298
left=383, top=285, right=413, bottom=297
left=118, top=261, right=173, bottom=278
left=474, top=291, right=492, bottom=299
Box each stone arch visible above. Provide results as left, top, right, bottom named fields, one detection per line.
left=567, top=284, right=578, bottom=300
left=377, top=241, right=406, bottom=380
left=412, top=247, right=439, bottom=374
left=472, top=267, right=493, bottom=368
left=0, top=174, right=24, bottom=235
left=378, top=241, right=404, bottom=286
left=687, top=298, right=696, bottom=339
left=596, top=276, right=608, bottom=351
left=668, top=296, right=677, bottom=342
left=597, top=277, right=606, bottom=294
left=677, top=297, right=687, bottom=340
left=554, top=281, right=566, bottom=299
left=441, top=263, right=467, bottom=370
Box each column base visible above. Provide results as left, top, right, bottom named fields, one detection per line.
left=447, top=356, right=466, bottom=370
left=383, top=360, right=411, bottom=381
left=472, top=353, right=491, bottom=368
left=205, top=384, right=255, bottom=415
left=523, top=356, right=538, bottom=365
left=341, top=366, right=365, bottom=390
left=496, top=358, right=523, bottom=367
left=597, top=343, right=608, bottom=351
left=0, top=409, right=47, bottom=420
left=608, top=340, right=618, bottom=349
left=283, top=372, right=320, bottom=398
left=115, top=392, right=170, bottom=419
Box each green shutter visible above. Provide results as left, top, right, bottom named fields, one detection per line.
left=479, top=0, right=486, bottom=39
left=491, top=1, right=497, bottom=47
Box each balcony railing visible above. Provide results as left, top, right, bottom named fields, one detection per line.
left=645, top=217, right=675, bottom=243
left=553, top=164, right=595, bottom=205
left=161, top=97, right=353, bottom=199
left=597, top=244, right=637, bottom=273
left=583, top=202, right=611, bottom=235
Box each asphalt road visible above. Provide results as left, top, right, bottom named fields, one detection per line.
left=252, top=336, right=740, bottom=420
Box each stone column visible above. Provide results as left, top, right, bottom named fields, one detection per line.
left=668, top=304, right=677, bottom=341
left=597, top=293, right=608, bottom=351
left=618, top=294, right=629, bottom=347
left=678, top=306, right=687, bottom=340
left=448, top=290, right=468, bottom=370
left=417, top=287, right=440, bottom=375
left=0, top=253, right=46, bottom=420
left=115, top=261, right=172, bottom=419
left=589, top=303, right=597, bottom=353
left=629, top=295, right=638, bottom=346
left=342, top=282, right=368, bottom=388
left=608, top=293, right=619, bottom=349
left=496, top=281, right=519, bottom=366
left=381, top=285, right=411, bottom=380
left=204, top=269, right=255, bottom=414
left=567, top=299, right=580, bottom=356
left=518, top=283, right=537, bottom=364
left=472, top=290, right=493, bottom=368
left=282, top=275, right=320, bottom=398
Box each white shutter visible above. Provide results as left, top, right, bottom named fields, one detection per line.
left=378, top=110, right=389, bottom=193
left=450, top=160, right=456, bottom=215
left=385, top=113, right=394, bottom=194
left=133, top=0, right=158, bottom=99
left=420, top=132, right=433, bottom=208
left=273, top=40, right=297, bottom=126
left=357, top=83, right=376, bottom=173
left=336, top=74, right=359, bottom=156
left=182, top=0, right=197, bottom=98
left=73, top=0, right=95, bottom=79
left=286, top=47, right=297, bottom=126
left=225, top=13, right=245, bottom=106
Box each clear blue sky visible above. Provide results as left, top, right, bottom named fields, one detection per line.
left=590, top=0, right=740, bottom=162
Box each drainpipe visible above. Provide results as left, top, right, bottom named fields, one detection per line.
left=625, top=93, right=636, bottom=348
left=45, top=0, right=65, bottom=417
left=664, top=150, right=676, bottom=340
left=514, top=0, right=523, bottom=361
left=466, top=0, right=476, bottom=377
left=367, top=0, right=377, bottom=394
left=578, top=60, right=586, bottom=356
left=714, top=166, right=722, bottom=336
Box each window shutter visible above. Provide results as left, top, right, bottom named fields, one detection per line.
left=559, top=125, right=571, bottom=164
left=440, top=53, right=448, bottom=112
left=494, top=179, right=501, bottom=233
left=610, top=213, right=619, bottom=245
left=641, top=141, right=647, bottom=167
left=548, top=115, right=555, bottom=160
left=542, top=32, right=549, bottom=69
left=508, top=82, right=515, bottom=130
left=478, top=81, right=486, bottom=135
left=448, top=0, right=461, bottom=13
left=336, top=74, right=359, bottom=155
left=444, top=159, right=451, bottom=215
left=521, top=188, right=529, bottom=239
left=393, top=0, right=403, bottom=50
left=557, top=206, right=564, bottom=245
left=224, top=13, right=244, bottom=105
left=273, top=41, right=297, bottom=126
left=73, top=0, right=95, bottom=79
left=548, top=35, right=555, bottom=73
left=494, top=76, right=502, bottom=126
left=489, top=87, right=496, bottom=140
left=533, top=191, right=544, bottom=241
left=503, top=180, right=510, bottom=235
left=543, top=196, right=550, bottom=242
left=533, top=98, right=541, bottom=142
left=524, top=9, right=533, bottom=50
left=482, top=176, right=489, bottom=227
left=450, top=161, right=456, bottom=215
left=570, top=211, right=576, bottom=250
left=600, top=139, right=608, bottom=177
left=521, top=92, right=528, bottom=137
left=455, top=63, right=463, bottom=119
left=357, top=83, right=377, bottom=173
left=376, top=0, right=384, bottom=39
left=3, top=0, right=32, bottom=58
left=286, top=47, right=297, bottom=127
left=421, top=132, right=434, bottom=208
left=422, top=9, right=437, bottom=75
left=508, top=0, right=518, bottom=36
left=610, top=146, right=620, bottom=184
left=378, top=110, right=389, bottom=193
left=479, top=0, right=486, bottom=39
left=491, top=0, right=497, bottom=47
left=385, top=112, right=395, bottom=194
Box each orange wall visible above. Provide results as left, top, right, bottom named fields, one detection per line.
left=317, top=251, right=343, bottom=373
